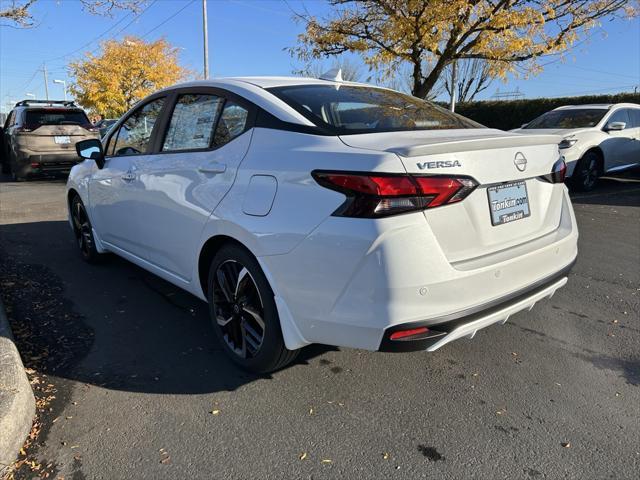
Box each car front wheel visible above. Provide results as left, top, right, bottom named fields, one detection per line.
left=71, top=195, right=103, bottom=263
left=571, top=151, right=601, bottom=192
left=207, top=244, right=298, bottom=373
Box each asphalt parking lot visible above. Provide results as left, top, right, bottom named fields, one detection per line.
left=0, top=171, right=638, bottom=479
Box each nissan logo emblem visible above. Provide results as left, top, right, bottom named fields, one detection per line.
left=514, top=152, right=527, bottom=172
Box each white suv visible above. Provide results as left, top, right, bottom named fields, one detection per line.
left=68, top=77, right=578, bottom=372
left=512, top=103, right=640, bottom=191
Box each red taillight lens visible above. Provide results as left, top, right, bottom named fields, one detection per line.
left=390, top=327, right=429, bottom=340
left=312, top=171, right=478, bottom=218
left=321, top=174, right=418, bottom=196
left=540, top=159, right=567, bottom=184
left=414, top=177, right=465, bottom=207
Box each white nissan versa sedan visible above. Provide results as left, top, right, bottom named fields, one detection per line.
left=68, top=77, right=578, bottom=373
left=512, top=103, right=640, bottom=191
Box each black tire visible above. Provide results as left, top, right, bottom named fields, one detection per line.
left=0, top=141, right=7, bottom=174
left=571, top=150, right=601, bottom=192
left=0, top=155, right=9, bottom=174
left=70, top=195, right=103, bottom=263
left=207, top=244, right=298, bottom=373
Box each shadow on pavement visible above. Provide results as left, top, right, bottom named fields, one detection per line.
left=0, top=220, right=334, bottom=396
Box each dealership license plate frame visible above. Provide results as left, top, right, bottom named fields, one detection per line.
left=54, top=135, right=71, bottom=145
left=487, top=180, right=531, bottom=226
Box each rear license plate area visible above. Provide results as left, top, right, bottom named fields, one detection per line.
left=487, top=181, right=530, bottom=226
left=54, top=135, right=71, bottom=144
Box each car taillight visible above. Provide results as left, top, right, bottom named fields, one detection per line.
left=540, top=159, right=567, bottom=184
left=312, top=171, right=478, bottom=218
left=16, top=125, right=36, bottom=133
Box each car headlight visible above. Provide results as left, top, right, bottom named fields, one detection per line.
left=559, top=138, right=578, bottom=149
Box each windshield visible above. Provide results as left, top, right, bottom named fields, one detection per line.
left=525, top=109, right=607, bottom=129
left=25, top=109, right=90, bottom=127
left=268, top=85, right=481, bottom=134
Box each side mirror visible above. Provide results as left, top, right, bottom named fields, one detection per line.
left=76, top=138, right=105, bottom=169
left=604, top=121, right=626, bottom=132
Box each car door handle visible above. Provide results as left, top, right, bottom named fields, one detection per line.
left=198, top=163, right=226, bottom=175
left=121, top=172, right=136, bottom=182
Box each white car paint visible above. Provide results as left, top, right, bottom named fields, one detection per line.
left=511, top=103, right=640, bottom=177
left=67, top=77, right=578, bottom=355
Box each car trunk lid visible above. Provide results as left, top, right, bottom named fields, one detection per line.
left=339, top=129, right=566, bottom=264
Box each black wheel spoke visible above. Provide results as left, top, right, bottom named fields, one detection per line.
left=242, top=305, right=265, bottom=330
left=216, top=270, right=234, bottom=303
left=235, top=267, right=250, bottom=298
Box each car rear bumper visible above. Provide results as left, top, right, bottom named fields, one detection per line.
left=262, top=187, right=579, bottom=352
left=378, top=259, right=574, bottom=352
left=12, top=152, right=81, bottom=176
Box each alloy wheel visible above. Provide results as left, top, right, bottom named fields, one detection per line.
left=580, top=157, right=598, bottom=190
left=72, top=200, right=94, bottom=257
left=213, top=260, right=266, bottom=359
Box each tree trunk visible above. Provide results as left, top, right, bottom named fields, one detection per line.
left=412, top=53, right=451, bottom=99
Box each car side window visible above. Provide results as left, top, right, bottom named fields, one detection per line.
left=213, top=101, right=249, bottom=148
left=606, top=109, right=630, bottom=129
left=628, top=109, right=640, bottom=128
left=162, top=94, right=224, bottom=151
left=112, top=98, right=165, bottom=156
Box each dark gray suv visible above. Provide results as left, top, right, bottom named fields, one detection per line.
left=0, top=99, right=99, bottom=180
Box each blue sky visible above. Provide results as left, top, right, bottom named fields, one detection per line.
left=1, top=0, right=639, bottom=113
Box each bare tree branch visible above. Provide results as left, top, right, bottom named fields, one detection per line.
left=0, top=0, right=145, bottom=28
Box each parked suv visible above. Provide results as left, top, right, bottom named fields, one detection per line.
left=1, top=99, right=99, bottom=180
left=512, top=103, right=640, bottom=191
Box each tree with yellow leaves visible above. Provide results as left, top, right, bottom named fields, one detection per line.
left=69, top=36, right=188, bottom=118
left=292, top=0, right=638, bottom=98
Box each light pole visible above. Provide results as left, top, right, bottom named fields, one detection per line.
left=53, top=79, right=67, bottom=101
left=449, top=60, right=457, bottom=113
left=202, top=0, right=209, bottom=79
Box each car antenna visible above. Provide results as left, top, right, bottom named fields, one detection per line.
left=319, top=68, right=343, bottom=83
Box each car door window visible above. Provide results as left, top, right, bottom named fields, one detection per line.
left=628, top=109, right=640, bottom=128
left=213, top=101, right=250, bottom=147
left=112, top=98, right=165, bottom=156
left=606, top=109, right=630, bottom=129
left=162, top=94, right=224, bottom=151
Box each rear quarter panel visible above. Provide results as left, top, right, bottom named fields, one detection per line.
left=201, top=127, right=405, bottom=258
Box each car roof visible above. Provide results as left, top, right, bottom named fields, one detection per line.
left=553, top=103, right=640, bottom=111
left=154, top=76, right=382, bottom=127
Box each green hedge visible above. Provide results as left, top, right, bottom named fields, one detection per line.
left=454, top=92, right=640, bottom=131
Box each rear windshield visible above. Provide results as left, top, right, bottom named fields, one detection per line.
left=525, top=109, right=607, bottom=129
left=25, top=109, right=90, bottom=127
left=268, top=85, right=481, bottom=134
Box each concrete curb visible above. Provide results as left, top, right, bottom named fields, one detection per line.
left=0, top=298, right=35, bottom=478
